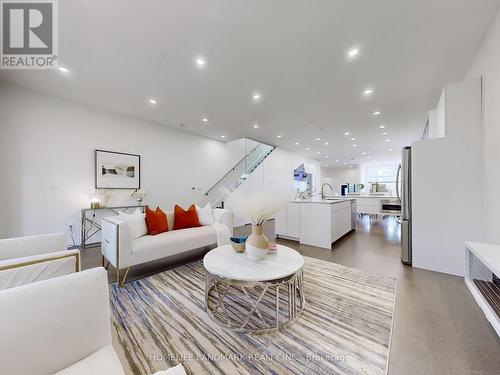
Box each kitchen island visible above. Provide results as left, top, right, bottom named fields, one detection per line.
left=275, top=198, right=356, bottom=249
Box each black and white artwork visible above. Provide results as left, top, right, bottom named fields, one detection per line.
left=95, top=150, right=140, bottom=189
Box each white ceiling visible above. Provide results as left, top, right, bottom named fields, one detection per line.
left=1, top=0, right=499, bottom=167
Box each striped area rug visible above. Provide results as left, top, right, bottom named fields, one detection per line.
left=110, top=257, right=397, bottom=375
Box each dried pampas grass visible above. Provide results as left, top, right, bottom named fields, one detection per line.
left=224, top=188, right=292, bottom=225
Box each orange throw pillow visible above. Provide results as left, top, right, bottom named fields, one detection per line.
left=145, top=207, right=169, bottom=235
left=173, top=204, right=201, bottom=230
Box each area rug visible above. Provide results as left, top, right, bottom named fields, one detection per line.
left=109, top=257, right=398, bottom=375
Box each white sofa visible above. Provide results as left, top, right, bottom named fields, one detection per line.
left=0, top=233, right=80, bottom=290
left=0, top=267, right=124, bottom=375
left=101, top=208, right=233, bottom=286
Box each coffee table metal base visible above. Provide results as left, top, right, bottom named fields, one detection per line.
left=204, top=269, right=305, bottom=334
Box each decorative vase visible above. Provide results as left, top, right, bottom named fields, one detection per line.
left=246, top=225, right=269, bottom=260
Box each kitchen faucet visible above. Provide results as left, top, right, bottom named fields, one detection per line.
left=321, top=183, right=334, bottom=200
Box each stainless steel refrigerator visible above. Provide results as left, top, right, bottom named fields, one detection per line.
left=397, top=146, right=412, bottom=265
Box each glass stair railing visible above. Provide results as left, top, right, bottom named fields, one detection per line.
left=205, top=142, right=275, bottom=207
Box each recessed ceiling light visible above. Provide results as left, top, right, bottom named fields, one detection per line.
left=195, top=57, right=206, bottom=67
left=352, top=144, right=357, bottom=147
left=58, top=66, right=69, bottom=73
left=316, top=151, right=321, bottom=155
left=252, top=93, right=261, bottom=101
left=253, top=123, right=260, bottom=129
left=379, top=125, right=386, bottom=129
left=305, top=147, right=310, bottom=151
left=220, top=135, right=226, bottom=139
left=325, top=155, right=329, bottom=158
left=343, top=162, right=347, bottom=165
left=335, top=159, right=339, bottom=162
left=361, top=152, right=366, bottom=155
left=347, top=47, right=360, bottom=58
left=350, top=165, right=353, bottom=168
left=363, top=88, right=374, bottom=96
left=315, top=137, right=321, bottom=141
left=373, top=111, right=381, bottom=116
left=344, top=132, right=350, bottom=136
left=277, top=134, right=282, bottom=138
left=382, top=132, right=388, bottom=136
left=294, top=142, right=299, bottom=146
left=148, top=98, right=157, bottom=104
left=385, top=139, right=391, bottom=142
left=202, top=118, right=208, bottom=122
left=351, top=138, right=356, bottom=141
left=324, top=142, right=329, bottom=146
left=389, top=148, right=394, bottom=152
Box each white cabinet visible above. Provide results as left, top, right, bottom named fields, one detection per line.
left=275, top=203, right=300, bottom=239
left=331, top=201, right=351, bottom=243
left=465, top=242, right=500, bottom=337
left=286, top=203, right=300, bottom=238
left=277, top=200, right=355, bottom=250
left=274, top=207, right=287, bottom=236
left=300, top=203, right=331, bottom=248
left=356, top=197, right=381, bottom=215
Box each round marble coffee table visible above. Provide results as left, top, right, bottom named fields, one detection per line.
left=203, top=244, right=305, bottom=334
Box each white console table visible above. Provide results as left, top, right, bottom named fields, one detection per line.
left=465, top=241, right=500, bottom=336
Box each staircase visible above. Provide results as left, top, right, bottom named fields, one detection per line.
left=205, top=142, right=275, bottom=207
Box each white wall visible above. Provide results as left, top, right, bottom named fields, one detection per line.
left=412, top=78, right=483, bottom=276
left=321, top=167, right=360, bottom=194
left=466, top=11, right=500, bottom=244
left=0, top=84, right=246, bottom=244
left=228, top=148, right=321, bottom=226
left=431, top=91, right=446, bottom=139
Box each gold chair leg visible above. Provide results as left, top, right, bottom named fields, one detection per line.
left=117, top=267, right=130, bottom=288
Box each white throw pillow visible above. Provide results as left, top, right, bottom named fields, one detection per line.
left=153, top=364, right=187, bottom=375
left=118, top=208, right=148, bottom=239
left=196, top=203, right=214, bottom=226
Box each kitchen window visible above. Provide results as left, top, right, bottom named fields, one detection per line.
left=361, top=164, right=400, bottom=195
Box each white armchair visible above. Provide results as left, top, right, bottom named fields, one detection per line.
left=0, top=233, right=80, bottom=290
left=0, top=267, right=125, bottom=375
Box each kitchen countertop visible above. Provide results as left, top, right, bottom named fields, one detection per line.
left=291, top=198, right=355, bottom=204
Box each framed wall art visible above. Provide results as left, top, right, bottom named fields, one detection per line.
left=95, top=149, right=141, bottom=189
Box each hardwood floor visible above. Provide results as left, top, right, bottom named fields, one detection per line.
left=81, top=216, right=500, bottom=375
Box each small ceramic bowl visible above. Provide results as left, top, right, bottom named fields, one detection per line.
left=230, top=237, right=247, bottom=253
